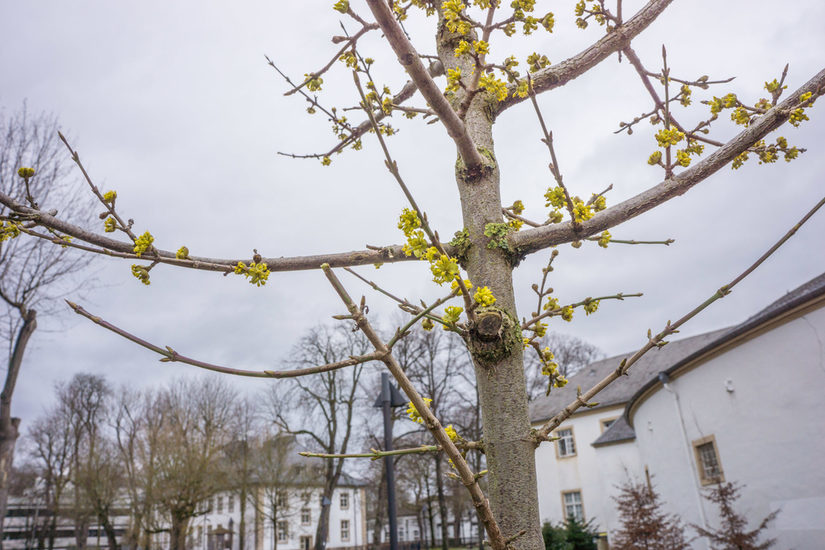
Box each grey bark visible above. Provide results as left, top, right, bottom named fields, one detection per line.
left=434, top=13, right=544, bottom=550
left=0, top=308, right=36, bottom=547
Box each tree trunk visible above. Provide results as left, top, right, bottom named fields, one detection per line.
left=372, top=473, right=386, bottom=548
left=314, top=486, right=332, bottom=550
left=425, top=480, right=435, bottom=547
left=171, top=515, right=191, bottom=550
left=99, top=511, right=120, bottom=550
left=438, top=23, right=543, bottom=545
left=239, top=488, right=247, bottom=550
left=433, top=456, right=449, bottom=550
left=74, top=516, right=89, bottom=550
left=0, top=308, right=36, bottom=544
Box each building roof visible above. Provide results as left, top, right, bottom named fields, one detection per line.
left=528, top=329, right=729, bottom=424
left=625, top=271, right=825, bottom=422
left=592, top=415, right=635, bottom=446
left=530, top=272, right=825, bottom=443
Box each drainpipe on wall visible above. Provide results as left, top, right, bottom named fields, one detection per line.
left=658, top=372, right=710, bottom=547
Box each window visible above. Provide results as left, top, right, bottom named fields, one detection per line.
left=277, top=521, right=289, bottom=542
left=301, top=508, right=311, bottom=526
left=217, top=496, right=224, bottom=514
left=302, top=491, right=311, bottom=505
left=277, top=491, right=289, bottom=508
left=339, top=492, right=349, bottom=510
left=341, top=520, right=350, bottom=542
left=600, top=417, right=617, bottom=433
left=693, top=435, right=725, bottom=485
left=228, top=495, right=234, bottom=513
left=561, top=491, right=584, bottom=522
left=555, top=427, right=576, bottom=458
left=300, top=536, right=312, bottom=550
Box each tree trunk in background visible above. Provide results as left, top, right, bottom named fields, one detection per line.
left=0, top=308, right=36, bottom=546
left=170, top=515, right=190, bottom=550
left=434, top=456, right=449, bottom=550
left=99, top=512, right=120, bottom=550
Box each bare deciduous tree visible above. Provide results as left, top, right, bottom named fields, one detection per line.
left=153, top=377, right=237, bottom=550
left=0, top=107, right=92, bottom=539
left=1, top=3, right=824, bottom=550
left=27, top=407, right=73, bottom=550
left=524, top=333, right=602, bottom=401
left=269, top=325, right=369, bottom=550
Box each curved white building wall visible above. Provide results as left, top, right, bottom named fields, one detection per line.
left=534, top=405, right=642, bottom=532
left=632, top=305, right=825, bottom=550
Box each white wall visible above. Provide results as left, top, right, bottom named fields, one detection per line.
left=633, top=305, right=825, bottom=550
left=533, top=405, right=643, bottom=532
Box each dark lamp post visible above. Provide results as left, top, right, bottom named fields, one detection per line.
left=373, top=373, right=407, bottom=550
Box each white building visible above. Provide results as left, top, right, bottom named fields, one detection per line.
left=530, top=273, right=825, bottom=549
left=5, top=438, right=367, bottom=550
left=190, top=477, right=367, bottom=550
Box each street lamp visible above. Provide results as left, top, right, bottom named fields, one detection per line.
left=373, top=373, right=406, bottom=550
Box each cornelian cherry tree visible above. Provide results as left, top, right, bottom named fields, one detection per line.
left=2, top=2, right=824, bottom=550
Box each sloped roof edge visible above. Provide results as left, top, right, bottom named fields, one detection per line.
left=623, top=272, right=825, bottom=427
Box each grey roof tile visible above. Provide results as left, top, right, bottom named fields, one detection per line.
left=528, top=329, right=729, bottom=424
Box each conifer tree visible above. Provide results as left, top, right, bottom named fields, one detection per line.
left=611, top=478, right=689, bottom=550
left=692, top=482, right=778, bottom=550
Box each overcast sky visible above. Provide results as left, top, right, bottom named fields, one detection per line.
left=2, top=1, right=824, bottom=428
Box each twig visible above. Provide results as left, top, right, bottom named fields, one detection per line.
left=535, top=193, right=825, bottom=441
left=321, top=264, right=507, bottom=550
left=300, top=445, right=438, bottom=461
left=363, top=0, right=485, bottom=172
left=585, top=236, right=674, bottom=246
left=522, top=293, right=643, bottom=331
left=352, top=70, right=476, bottom=322
left=66, top=301, right=381, bottom=378
left=284, top=23, right=379, bottom=97
left=527, top=75, right=579, bottom=229
left=509, top=67, right=825, bottom=255
left=499, top=0, right=676, bottom=112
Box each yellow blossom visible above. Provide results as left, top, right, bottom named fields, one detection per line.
left=406, top=398, right=432, bottom=424
left=473, top=286, right=496, bottom=306
left=133, top=231, right=154, bottom=257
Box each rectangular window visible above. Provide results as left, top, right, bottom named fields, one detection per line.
left=277, top=521, right=289, bottom=542
left=561, top=491, right=584, bottom=522
left=228, top=495, right=234, bottom=514
left=277, top=491, right=288, bottom=508
left=217, top=496, right=224, bottom=514
left=300, top=536, right=312, bottom=550
left=301, top=508, right=311, bottom=526
left=693, top=435, right=725, bottom=485
left=341, top=519, right=350, bottom=542
left=556, top=427, right=577, bottom=458
left=340, top=492, right=349, bottom=510
left=600, top=417, right=617, bottom=433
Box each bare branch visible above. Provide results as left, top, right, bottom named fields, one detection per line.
left=320, top=264, right=507, bottom=550
left=535, top=192, right=825, bottom=441
left=364, top=0, right=485, bottom=172
left=497, top=0, right=675, bottom=114
left=65, top=301, right=380, bottom=378
left=510, top=67, right=825, bottom=255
